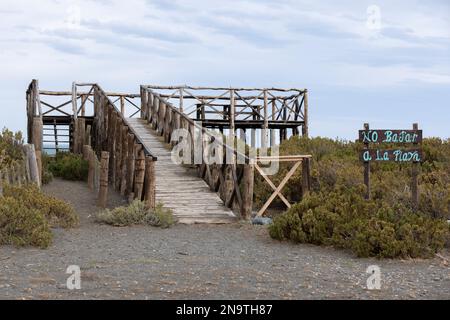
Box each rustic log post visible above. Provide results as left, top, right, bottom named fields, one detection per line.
left=83, top=145, right=90, bottom=161
left=81, top=94, right=87, bottom=117
left=134, top=146, right=146, bottom=200
left=35, top=150, right=42, bottom=184
left=144, top=156, right=156, bottom=209
left=85, top=125, right=91, bottom=146
left=224, top=165, right=234, bottom=208
left=270, top=100, right=276, bottom=147
left=412, top=123, right=420, bottom=210
left=77, top=118, right=86, bottom=154
left=152, top=96, right=159, bottom=130
left=114, top=118, right=123, bottom=190
left=140, top=86, right=147, bottom=119
left=24, top=144, right=40, bottom=187
left=363, top=123, right=371, bottom=200
left=149, top=91, right=153, bottom=123
left=262, top=89, right=269, bottom=148
left=32, top=116, right=43, bottom=176
left=126, top=133, right=136, bottom=195
left=302, top=90, right=309, bottom=137
left=158, top=100, right=166, bottom=135
left=302, top=158, right=311, bottom=197
left=120, top=126, right=129, bottom=196
left=73, top=118, right=79, bottom=154
left=97, top=151, right=109, bottom=208
left=88, top=147, right=95, bottom=190
left=108, top=111, right=117, bottom=186
left=241, top=162, right=255, bottom=220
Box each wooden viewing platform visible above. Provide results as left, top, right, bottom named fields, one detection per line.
left=26, top=80, right=312, bottom=224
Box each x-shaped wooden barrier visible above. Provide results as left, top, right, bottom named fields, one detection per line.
left=255, top=155, right=312, bottom=217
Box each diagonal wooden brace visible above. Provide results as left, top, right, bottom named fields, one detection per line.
left=257, top=160, right=302, bottom=216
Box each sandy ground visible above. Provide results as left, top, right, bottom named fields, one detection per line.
left=0, top=178, right=449, bottom=300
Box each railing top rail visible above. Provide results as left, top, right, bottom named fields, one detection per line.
left=144, top=85, right=306, bottom=93
left=39, top=90, right=140, bottom=98
left=146, top=88, right=254, bottom=162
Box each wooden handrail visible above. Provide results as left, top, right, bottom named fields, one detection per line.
left=95, top=84, right=157, bottom=161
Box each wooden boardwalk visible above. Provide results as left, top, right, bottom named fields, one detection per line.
left=127, top=118, right=237, bottom=224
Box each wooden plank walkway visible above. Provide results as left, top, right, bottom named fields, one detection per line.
left=127, top=118, right=237, bottom=224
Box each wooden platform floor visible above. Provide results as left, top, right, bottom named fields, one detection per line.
left=127, top=118, right=236, bottom=224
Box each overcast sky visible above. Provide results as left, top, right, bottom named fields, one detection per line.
left=0, top=0, right=449, bottom=139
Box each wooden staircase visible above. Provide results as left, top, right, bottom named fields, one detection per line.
left=127, top=118, right=237, bottom=224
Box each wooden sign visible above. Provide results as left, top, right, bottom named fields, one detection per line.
left=360, top=149, right=422, bottom=163
left=360, top=123, right=422, bottom=209
left=359, top=129, right=422, bottom=144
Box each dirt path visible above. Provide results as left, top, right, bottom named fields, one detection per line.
left=0, top=178, right=449, bottom=300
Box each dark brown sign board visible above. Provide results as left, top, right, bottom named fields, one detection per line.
left=359, top=129, right=422, bottom=144
left=360, top=149, right=422, bottom=163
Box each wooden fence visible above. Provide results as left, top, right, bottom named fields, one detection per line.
left=0, top=144, right=41, bottom=195
left=72, top=84, right=158, bottom=208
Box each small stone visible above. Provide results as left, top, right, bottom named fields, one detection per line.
left=252, top=217, right=272, bottom=225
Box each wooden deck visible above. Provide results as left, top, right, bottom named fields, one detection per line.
left=127, top=118, right=237, bottom=224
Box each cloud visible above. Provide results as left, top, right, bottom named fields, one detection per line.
left=0, top=0, right=449, bottom=139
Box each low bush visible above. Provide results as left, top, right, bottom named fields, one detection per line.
left=3, top=184, right=79, bottom=228
left=0, top=184, right=78, bottom=248
left=95, top=200, right=176, bottom=228
left=45, top=152, right=88, bottom=181
left=269, top=186, right=449, bottom=258
left=0, top=196, right=52, bottom=248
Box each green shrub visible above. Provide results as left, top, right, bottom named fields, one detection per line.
left=269, top=187, right=449, bottom=258
left=0, top=196, right=52, bottom=248
left=95, top=200, right=176, bottom=228
left=3, top=184, right=79, bottom=228
left=255, top=136, right=450, bottom=219
left=0, top=128, right=24, bottom=168
left=46, top=152, right=88, bottom=181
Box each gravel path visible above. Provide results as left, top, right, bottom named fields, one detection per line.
left=0, top=179, right=449, bottom=300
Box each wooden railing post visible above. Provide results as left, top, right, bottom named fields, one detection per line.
left=302, top=158, right=311, bottom=197
left=87, top=146, right=95, bottom=190
left=144, top=156, right=156, bottom=209
left=241, top=162, right=255, bottom=220
left=24, top=144, right=40, bottom=187
left=120, top=125, right=129, bottom=195
left=134, top=145, right=146, bottom=201
left=126, top=133, right=136, bottom=195
left=140, top=86, right=147, bottom=119
left=302, top=90, right=309, bottom=137
left=97, top=151, right=109, bottom=208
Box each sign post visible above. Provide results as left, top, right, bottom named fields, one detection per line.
left=363, top=123, right=370, bottom=200
left=358, top=124, right=423, bottom=208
